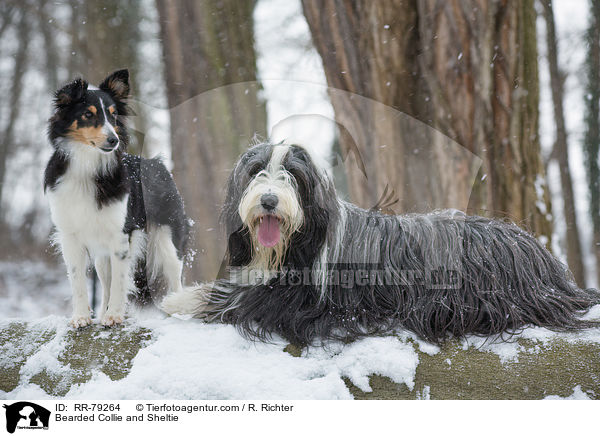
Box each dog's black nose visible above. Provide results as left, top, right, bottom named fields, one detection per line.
left=107, top=136, right=118, bottom=146
left=261, top=193, right=278, bottom=211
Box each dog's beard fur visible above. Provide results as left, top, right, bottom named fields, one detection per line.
left=237, top=149, right=304, bottom=279
left=244, top=214, right=299, bottom=280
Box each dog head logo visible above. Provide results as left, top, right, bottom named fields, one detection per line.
left=3, top=402, right=50, bottom=433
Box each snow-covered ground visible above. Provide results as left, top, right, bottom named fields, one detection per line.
left=2, top=312, right=599, bottom=400
left=0, top=261, right=420, bottom=400
left=0, top=261, right=71, bottom=319
left=1, top=261, right=599, bottom=400
left=2, top=314, right=421, bottom=400
left=544, top=386, right=593, bottom=400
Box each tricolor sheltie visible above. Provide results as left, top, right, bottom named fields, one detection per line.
left=44, top=69, right=189, bottom=328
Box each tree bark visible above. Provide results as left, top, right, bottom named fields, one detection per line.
left=37, top=0, right=59, bottom=90
left=0, top=4, right=15, bottom=127
left=302, top=0, right=552, bottom=241
left=541, top=0, right=585, bottom=286
left=585, top=0, right=600, bottom=287
left=156, top=0, right=267, bottom=281
left=0, top=3, right=15, bottom=41
left=67, top=0, right=81, bottom=78
left=0, top=8, right=30, bottom=220
left=82, top=0, right=145, bottom=154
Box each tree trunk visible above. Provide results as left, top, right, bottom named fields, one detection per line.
left=37, top=0, right=59, bottom=90
left=585, top=0, right=600, bottom=287
left=541, top=0, right=586, bottom=286
left=67, top=0, right=82, bottom=78
left=0, top=3, right=15, bottom=42
left=0, top=8, right=30, bottom=220
left=0, top=3, right=15, bottom=127
left=75, top=0, right=146, bottom=155
left=155, top=0, right=267, bottom=281
left=302, top=0, right=552, bottom=241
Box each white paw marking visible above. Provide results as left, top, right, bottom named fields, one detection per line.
left=70, top=316, right=92, bottom=328
left=101, top=313, right=124, bottom=327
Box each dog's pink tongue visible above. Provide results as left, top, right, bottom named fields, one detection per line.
left=257, top=216, right=280, bottom=247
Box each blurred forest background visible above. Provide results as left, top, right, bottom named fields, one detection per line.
left=1, top=0, right=600, bottom=317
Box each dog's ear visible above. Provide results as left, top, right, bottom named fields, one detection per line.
left=99, top=69, right=130, bottom=101
left=54, top=78, right=88, bottom=108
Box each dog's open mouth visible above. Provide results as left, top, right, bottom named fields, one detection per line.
left=255, top=214, right=281, bottom=247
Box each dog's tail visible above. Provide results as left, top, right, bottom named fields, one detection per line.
left=129, top=224, right=191, bottom=308
left=130, top=256, right=153, bottom=306
left=160, top=286, right=207, bottom=316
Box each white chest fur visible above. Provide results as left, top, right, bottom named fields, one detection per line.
left=46, top=147, right=128, bottom=257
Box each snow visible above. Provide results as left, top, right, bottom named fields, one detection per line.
left=453, top=314, right=600, bottom=365
left=417, top=385, right=431, bottom=400
left=2, top=259, right=599, bottom=399
left=544, top=385, right=592, bottom=400
left=0, top=261, right=71, bottom=319
left=1, top=314, right=419, bottom=400
left=0, top=261, right=425, bottom=400
left=17, top=317, right=73, bottom=387
left=3, top=307, right=599, bottom=399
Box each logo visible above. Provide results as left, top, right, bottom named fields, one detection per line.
left=2, top=402, right=50, bottom=434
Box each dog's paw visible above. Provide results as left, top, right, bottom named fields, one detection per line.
left=69, top=315, right=92, bottom=328
left=101, top=313, right=124, bottom=327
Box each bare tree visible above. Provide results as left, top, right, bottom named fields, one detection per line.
left=37, top=0, right=59, bottom=90
left=156, top=0, right=267, bottom=281
left=0, top=2, right=16, bottom=127
left=0, top=3, right=15, bottom=41
left=0, top=7, right=30, bottom=220
left=585, top=0, right=600, bottom=286
left=302, top=0, right=552, bottom=240
left=67, top=0, right=82, bottom=78
left=541, top=0, right=586, bottom=286
left=70, top=0, right=146, bottom=154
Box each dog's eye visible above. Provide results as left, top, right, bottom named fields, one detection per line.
left=84, top=111, right=94, bottom=119
left=249, top=164, right=263, bottom=177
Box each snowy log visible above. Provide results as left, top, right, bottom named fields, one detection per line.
left=1, top=317, right=598, bottom=399
left=0, top=319, right=152, bottom=397
left=347, top=338, right=600, bottom=400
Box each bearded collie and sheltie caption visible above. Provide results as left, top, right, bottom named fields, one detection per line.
left=161, top=143, right=600, bottom=345
left=44, top=69, right=189, bottom=328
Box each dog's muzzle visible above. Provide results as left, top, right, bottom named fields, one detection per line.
left=261, top=193, right=278, bottom=211
left=253, top=193, right=281, bottom=247
left=99, top=135, right=119, bottom=152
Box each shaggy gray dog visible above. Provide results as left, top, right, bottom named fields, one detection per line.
left=162, top=142, right=600, bottom=345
